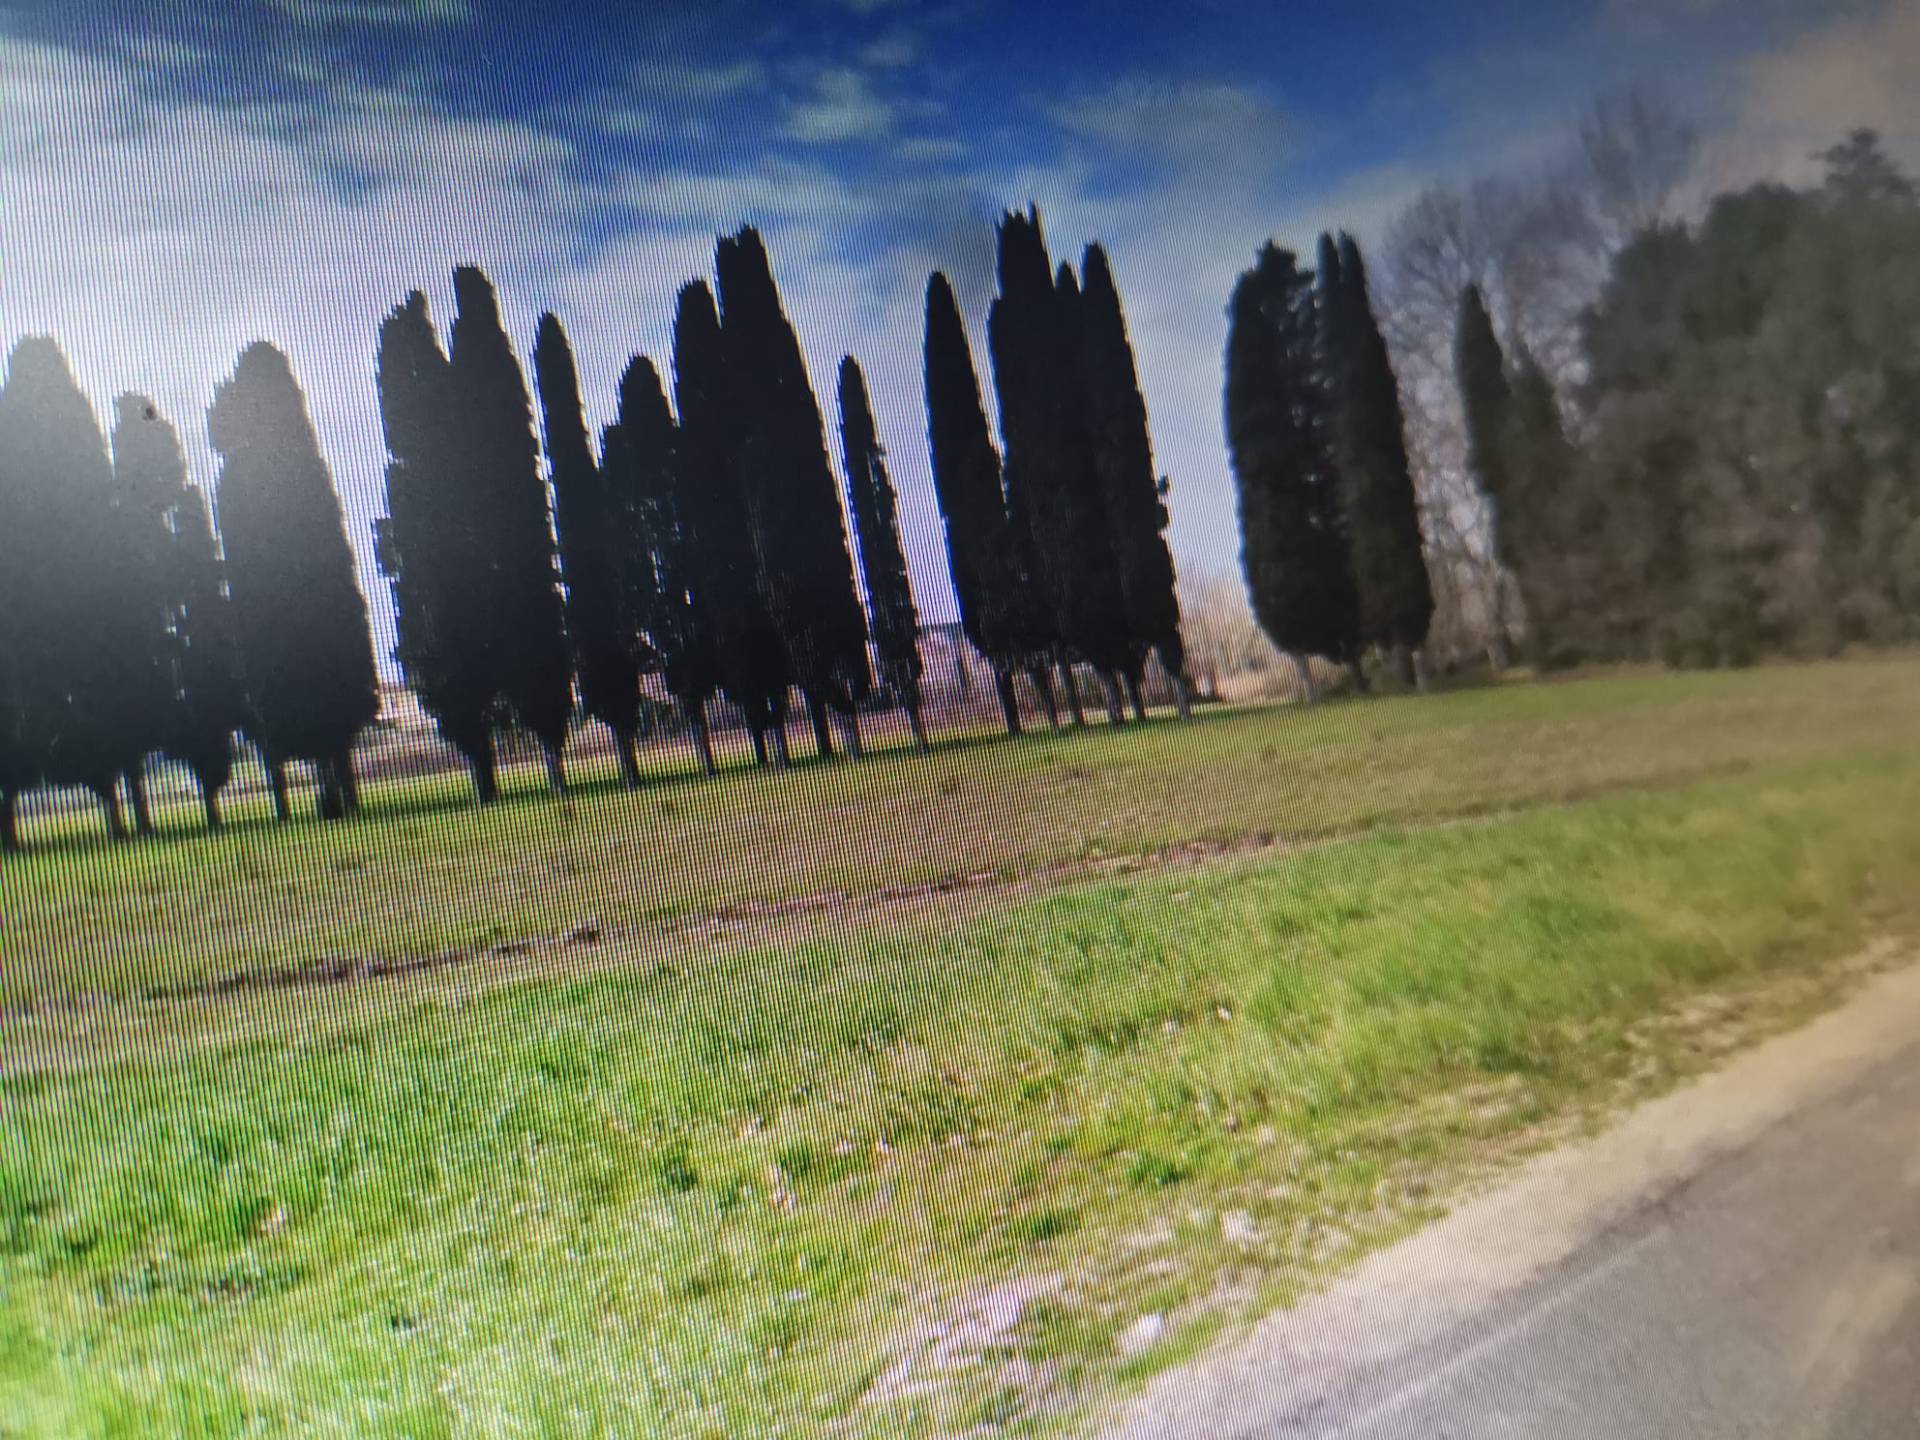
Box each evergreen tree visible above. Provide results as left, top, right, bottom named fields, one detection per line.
left=113, top=396, right=244, bottom=830
left=1454, top=284, right=1520, bottom=662
left=0, top=338, right=161, bottom=839
left=671, top=279, right=793, bottom=766
left=1224, top=244, right=1360, bottom=697
left=922, top=270, right=1039, bottom=734
left=535, top=313, right=648, bottom=786
left=448, top=267, right=574, bottom=789
left=1052, top=261, right=1136, bottom=724
left=1079, top=243, right=1192, bottom=718
left=612, top=354, right=721, bottom=775
left=715, top=227, right=872, bottom=758
left=209, top=341, right=378, bottom=820
left=375, top=290, right=501, bottom=802
left=105, top=395, right=185, bottom=835
left=1322, top=233, right=1434, bottom=683
left=837, top=355, right=927, bottom=750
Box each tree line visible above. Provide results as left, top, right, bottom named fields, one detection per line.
left=1228, top=130, right=1920, bottom=682
left=0, top=210, right=1189, bottom=852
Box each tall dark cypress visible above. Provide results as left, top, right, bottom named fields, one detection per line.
left=375, top=291, right=502, bottom=802
left=612, top=354, right=720, bottom=775
left=535, top=314, right=649, bottom=786
left=1455, top=283, right=1519, bottom=665
left=1224, top=243, right=1360, bottom=698
left=113, top=396, right=244, bottom=830
left=991, top=207, right=1131, bottom=725
left=209, top=341, right=378, bottom=820
left=837, top=355, right=927, bottom=750
left=1052, top=261, right=1136, bottom=724
left=1321, top=233, right=1434, bottom=682
left=1079, top=243, right=1192, bottom=718
left=106, top=394, right=187, bottom=834
left=0, top=340, right=170, bottom=839
left=672, top=279, right=793, bottom=767
left=448, top=267, right=573, bottom=789
left=922, top=271, right=1037, bottom=734
left=715, top=227, right=872, bottom=758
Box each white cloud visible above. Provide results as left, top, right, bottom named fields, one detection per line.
left=783, top=67, right=896, bottom=144
left=1053, top=77, right=1295, bottom=179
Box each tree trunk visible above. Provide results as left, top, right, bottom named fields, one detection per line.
left=93, top=782, right=128, bottom=840
left=199, top=776, right=223, bottom=831
left=768, top=718, right=791, bottom=770
left=1122, top=670, right=1148, bottom=723
left=1027, top=664, right=1061, bottom=731
left=126, top=768, right=155, bottom=836
left=1289, top=652, right=1319, bottom=705
left=1411, top=648, right=1431, bottom=693
left=1390, top=642, right=1416, bottom=689
left=267, top=759, right=293, bottom=822
left=1345, top=658, right=1371, bottom=694
left=837, top=707, right=864, bottom=759
left=337, top=751, right=361, bottom=814
left=1056, top=656, right=1087, bottom=726
left=806, top=690, right=835, bottom=760
left=544, top=747, right=568, bottom=795
left=993, top=669, right=1023, bottom=737
left=468, top=736, right=499, bottom=805
left=749, top=723, right=769, bottom=767
left=906, top=703, right=930, bottom=754
left=688, top=701, right=717, bottom=777
left=1170, top=671, right=1194, bottom=720
left=0, top=790, right=18, bottom=852
left=315, top=759, right=347, bottom=821
left=615, top=731, right=643, bottom=789
left=1097, top=670, right=1127, bottom=726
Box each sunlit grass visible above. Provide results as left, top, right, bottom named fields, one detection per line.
left=5, top=655, right=1920, bottom=1005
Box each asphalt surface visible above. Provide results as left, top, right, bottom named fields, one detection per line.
left=1108, top=961, right=1920, bottom=1440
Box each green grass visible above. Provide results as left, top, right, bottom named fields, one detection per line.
left=5, top=709, right=1920, bottom=1437
left=5, top=656, right=1920, bottom=1005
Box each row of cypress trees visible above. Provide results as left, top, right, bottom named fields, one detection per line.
left=1, top=212, right=1187, bottom=847
left=0, top=338, right=379, bottom=851
left=923, top=208, right=1191, bottom=732
left=1224, top=233, right=1435, bottom=697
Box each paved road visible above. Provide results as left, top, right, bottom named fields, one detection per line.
left=1108, top=961, right=1920, bottom=1440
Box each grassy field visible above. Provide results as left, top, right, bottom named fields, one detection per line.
left=5, top=657, right=1920, bottom=1006
left=4, top=659, right=1920, bottom=1438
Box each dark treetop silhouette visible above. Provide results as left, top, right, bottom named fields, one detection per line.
left=536, top=314, right=652, bottom=789
left=209, top=341, right=379, bottom=820
left=838, top=355, right=928, bottom=751
left=716, top=226, right=872, bottom=760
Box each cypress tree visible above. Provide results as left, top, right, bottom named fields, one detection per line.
left=1322, top=233, right=1434, bottom=685
left=113, top=396, right=244, bottom=830
left=0, top=338, right=161, bottom=839
left=922, top=271, right=1039, bottom=734
left=448, top=267, right=574, bottom=790
left=671, top=279, right=793, bottom=767
left=375, top=291, right=501, bottom=803
left=612, top=354, right=721, bottom=775
left=1052, top=261, right=1135, bottom=725
left=535, top=314, right=648, bottom=786
left=1079, top=243, right=1192, bottom=718
left=209, top=341, right=378, bottom=820
left=990, top=207, right=1131, bottom=725
left=837, top=355, right=927, bottom=750
left=1455, top=283, right=1518, bottom=664
left=105, top=395, right=186, bottom=835
left=715, top=228, right=872, bottom=759
left=1224, top=244, right=1360, bottom=698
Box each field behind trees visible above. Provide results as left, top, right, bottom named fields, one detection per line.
left=6, top=657, right=1920, bottom=1437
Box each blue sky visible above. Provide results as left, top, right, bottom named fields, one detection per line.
left=2, top=0, right=1911, bottom=663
